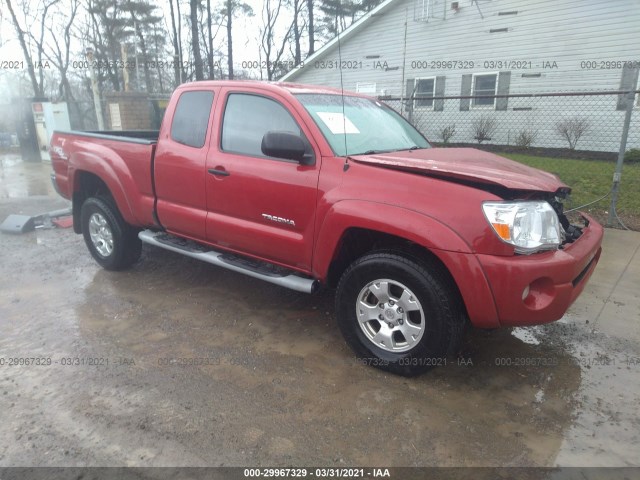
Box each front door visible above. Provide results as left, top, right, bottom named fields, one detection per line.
left=204, top=89, right=321, bottom=272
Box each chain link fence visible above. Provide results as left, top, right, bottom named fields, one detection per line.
left=382, top=90, right=640, bottom=230
left=14, top=88, right=637, bottom=230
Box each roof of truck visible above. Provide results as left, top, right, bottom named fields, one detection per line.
left=176, top=80, right=368, bottom=97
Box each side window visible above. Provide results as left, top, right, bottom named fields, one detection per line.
left=171, top=91, right=214, bottom=148
left=414, top=77, right=435, bottom=108
left=472, top=73, right=498, bottom=108
left=221, top=93, right=301, bottom=157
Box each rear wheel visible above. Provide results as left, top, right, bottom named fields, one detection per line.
left=335, top=252, right=465, bottom=376
left=80, top=197, right=141, bottom=271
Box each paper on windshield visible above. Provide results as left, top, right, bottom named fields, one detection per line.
left=316, top=112, right=360, bottom=135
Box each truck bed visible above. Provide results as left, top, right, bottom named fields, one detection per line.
left=50, top=129, right=159, bottom=228
left=54, top=130, right=159, bottom=144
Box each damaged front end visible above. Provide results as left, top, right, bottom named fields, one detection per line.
left=480, top=186, right=586, bottom=255
left=547, top=193, right=586, bottom=247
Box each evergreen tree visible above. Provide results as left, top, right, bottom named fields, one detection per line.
left=124, top=0, right=164, bottom=91
left=318, top=0, right=383, bottom=37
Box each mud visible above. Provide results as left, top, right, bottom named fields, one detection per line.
left=0, top=155, right=638, bottom=467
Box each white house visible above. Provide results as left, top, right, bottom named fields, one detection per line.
left=281, top=0, right=640, bottom=152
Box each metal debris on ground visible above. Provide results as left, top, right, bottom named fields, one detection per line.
left=0, top=207, right=72, bottom=234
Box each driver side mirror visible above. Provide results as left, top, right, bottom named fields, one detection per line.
left=261, top=131, right=310, bottom=164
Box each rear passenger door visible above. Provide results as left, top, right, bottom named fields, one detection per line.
left=204, top=89, right=321, bottom=271
left=154, top=88, right=217, bottom=240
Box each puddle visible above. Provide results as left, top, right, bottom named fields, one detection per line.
left=63, top=250, right=586, bottom=466
left=0, top=154, right=55, bottom=199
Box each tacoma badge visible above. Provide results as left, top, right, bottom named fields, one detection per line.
left=262, top=214, right=296, bottom=226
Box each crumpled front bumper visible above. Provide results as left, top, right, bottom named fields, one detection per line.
left=476, top=214, right=604, bottom=326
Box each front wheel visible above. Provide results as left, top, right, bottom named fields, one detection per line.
left=335, top=252, right=466, bottom=376
left=80, top=197, right=142, bottom=271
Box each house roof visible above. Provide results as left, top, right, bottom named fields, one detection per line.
left=279, top=0, right=402, bottom=82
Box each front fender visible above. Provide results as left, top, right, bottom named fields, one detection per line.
left=312, top=200, right=500, bottom=327
left=313, top=200, right=472, bottom=278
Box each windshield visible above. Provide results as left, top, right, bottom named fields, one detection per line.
left=295, top=94, right=430, bottom=156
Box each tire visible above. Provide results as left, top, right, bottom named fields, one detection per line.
left=80, top=196, right=142, bottom=271
left=335, top=252, right=466, bottom=376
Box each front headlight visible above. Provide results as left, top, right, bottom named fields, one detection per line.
left=482, top=201, right=561, bottom=254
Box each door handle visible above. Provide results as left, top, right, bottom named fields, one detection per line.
left=208, top=168, right=230, bottom=177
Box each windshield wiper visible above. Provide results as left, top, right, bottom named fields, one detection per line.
left=362, top=146, right=424, bottom=155
left=361, top=149, right=397, bottom=155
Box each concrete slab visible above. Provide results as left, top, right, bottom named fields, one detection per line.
left=570, top=229, right=640, bottom=343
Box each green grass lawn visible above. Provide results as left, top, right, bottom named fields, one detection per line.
left=501, top=153, right=640, bottom=224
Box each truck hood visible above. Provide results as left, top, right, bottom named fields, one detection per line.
left=349, top=148, right=569, bottom=193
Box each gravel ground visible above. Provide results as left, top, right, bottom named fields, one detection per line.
left=0, top=155, right=638, bottom=469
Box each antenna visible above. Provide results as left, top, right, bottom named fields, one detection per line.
left=400, top=8, right=408, bottom=115
left=336, top=0, right=349, bottom=170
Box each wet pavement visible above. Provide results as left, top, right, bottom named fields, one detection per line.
left=0, top=154, right=639, bottom=467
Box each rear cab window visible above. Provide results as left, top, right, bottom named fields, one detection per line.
left=171, top=90, right=215, bottom=148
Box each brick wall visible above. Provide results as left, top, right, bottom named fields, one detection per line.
left=104, top=92, right=151, bottom=130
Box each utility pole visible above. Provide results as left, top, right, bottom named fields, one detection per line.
left=607, top=90, right=635, bottom=226
left=85, top=48, right=105, bottom=130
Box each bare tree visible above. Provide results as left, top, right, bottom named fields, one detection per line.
left=198, top=4, right=223, bottom=79
left=189, top=0, right=204, bottom=80
left=289, top=0, right=305, bottom=65
left=43, top=0, right=84, bottom=127
left=222, top=0, right=253, bottom=79
left=206, top=0, right=214, bottom=78
left=168, top=0, right=182, bottom=85
left=556, top=117, right=589, bottom=150
left=226, top=0, right=233, bottom=78
left=4, top=0, right=44, bottom=96
left=307, top=0, right=315, bottom=56
left=260, top=0, right=294, bottom=80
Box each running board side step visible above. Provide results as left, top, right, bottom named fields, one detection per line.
left=138, top=230, right=319, bottom=294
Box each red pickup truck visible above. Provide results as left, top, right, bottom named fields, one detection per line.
left=50, top=80, right=603, bottom=375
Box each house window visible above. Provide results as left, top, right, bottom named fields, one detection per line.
left=414, top=78, right=435, bottom=108
left=472, top=73, right=498, bottom=108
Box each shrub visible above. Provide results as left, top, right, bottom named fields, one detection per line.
left=624, top=148, right=640, bottom=164
left=439, top=124, right=456, bottom=144
left=555, top=117, right=589, bottom=150
left=472, top=116, right=497, bottom=144
left=514, top=128, right=538, bottom=148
